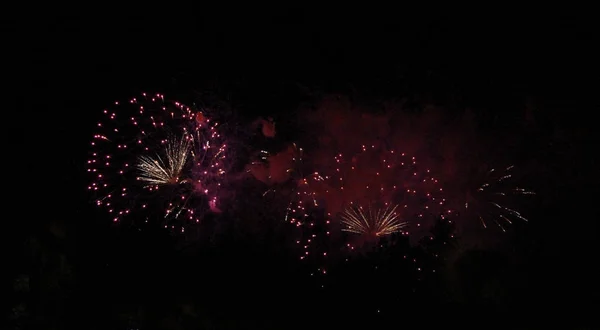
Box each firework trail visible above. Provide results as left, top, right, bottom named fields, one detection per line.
left=87, top=93, right=228, bottom=232
left=136, top=135, right=192, bottom=186
left=340, top=204, right=407, bottom=237
left=464, top=165, right=535, bottom=232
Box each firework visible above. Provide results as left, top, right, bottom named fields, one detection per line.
left=255, top=144, right=332, bottom=270
left=136, top=135, right=192, bottom=186
left=340, top=204, right=407, bottom=237
left=465, top=165, right=534, bottom=232
left=255, top=144, right=326, bottom=224
left=282, top=144, right=327, bottom=223
left=324, top=143, right=451, bottom=241
left=87, top=93, right=228, bottom=232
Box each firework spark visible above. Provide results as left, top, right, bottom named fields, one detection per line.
left=341, top=204, right=407, bottom=237
left=283, top=144, right=327, bottom=223
left=87, top=93, right=228, bottom=231
left=137, top=135, right=191, bottom=186
left=256, top=143, right=327, bottom=224
left=253, top=143, right=332, bottom=269
left=465, top=165, right=534, bottom=232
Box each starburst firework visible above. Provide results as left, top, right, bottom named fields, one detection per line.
left=341, top=204, right=407, bottom=237
left=465, top=165, right=534, bottom=231
left=87, top=93, right=228, bottom=232
left=324, top=143, right=451, bottom=241
left=137, top=135, right=192, bottom=186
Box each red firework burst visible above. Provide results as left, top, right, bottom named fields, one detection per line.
left=323, top=143, right=453, bottom=244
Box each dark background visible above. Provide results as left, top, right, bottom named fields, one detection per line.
left=9, top=11, right=599, bottom=328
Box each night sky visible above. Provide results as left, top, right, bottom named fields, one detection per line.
left=10, top=11, right=599, bottom=329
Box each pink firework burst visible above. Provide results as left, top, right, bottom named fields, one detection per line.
left=87, top=93, right=228, bottom=232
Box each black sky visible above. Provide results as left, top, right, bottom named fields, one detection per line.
left=16, top=12, right=598, bottom=133
left=16, top=12, right=597, bottom=204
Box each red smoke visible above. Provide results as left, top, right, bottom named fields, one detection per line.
left=248, top=95, right=534, bottom=245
